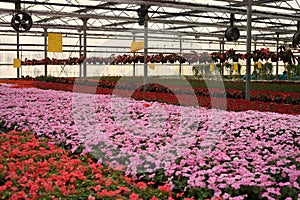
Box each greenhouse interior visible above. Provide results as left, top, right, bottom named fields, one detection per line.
left=0, top=0, right=299, bottom=200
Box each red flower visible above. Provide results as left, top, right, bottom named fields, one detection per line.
left=118, top=186, right=131, bottom=193
left=129, top=193, right=140, bottom=200
left=94, top=185, right=101, bottom=191
left=137, top=181, right=147, bottom=189
left=176, top=192, right=185, bottom=198
left=0, top=185, right=7, bottom=192
left=10, top=191, right=27, bottom=199
left=143, top=103, right=151, bottom=107
left=158, top=184, right=171, bottom=192
left=88, top=195, right=96, bottom=200
left=105, top=179, right=112, bottom=187
left=5, top=181, right=13, bottom=188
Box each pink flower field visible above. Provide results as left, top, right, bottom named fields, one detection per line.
left=0, top=83, right=299, bottom=200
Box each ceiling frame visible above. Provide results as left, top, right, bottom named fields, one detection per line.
left=0, top=0, right=299, bottom=46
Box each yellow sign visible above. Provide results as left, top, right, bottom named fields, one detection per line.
left=233, top=63, right=238, bottom=71
left=130, top=41, right=144, bottom=53
left=257, top=61, right=262, bottom=69
left=13, top=58, right=21, bottom=68
left=209, top=64, right=214, bottom=72
left=48, top=33, right=62, bottom=52
left=149, top=63, right=155, bottom=70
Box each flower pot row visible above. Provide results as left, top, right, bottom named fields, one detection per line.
left=22, top=57, right=86, bottom=66
left=211, top=46, right=297, bottom=65
left=113, top=53, right=187, bottom=64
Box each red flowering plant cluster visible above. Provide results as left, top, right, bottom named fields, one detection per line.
left=277, top=46, right=297, bottom=65
left=210, top=46, right=297, bottom=64
left=29, top=77, right=300, bottom=106
left=198, top=52, right=212, bottom=63
left=114, top=54, right=135, bottom=64
left=86, top=57, right=105, bottom=64
left=225, top=49, right=243, bottom=62
left=1, top=79, right=299, bottom=115
left=182, top=51, right=212, bottom=64
left=0, top=131, right=193, bottom=200
left=251, top=48, right=279, bottom=63
left=113, top=53, right=187, bottom=65
left=22, top=57, right=85, bottom=65
left=22, top=55, right=118, bottom=66
left=150, top=54, right=165, bottom=63
left=86, top=55, right=116, bottom=65
left=182, top=51, right=199, bottom=64
left=210, top=52, right=228, bottom=63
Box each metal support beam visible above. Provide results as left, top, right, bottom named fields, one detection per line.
left=79, top=33, right=82, bottom=77
left=246, top=0, right=252, bottom=100
left=221, top=38, right=225, bottom=76
left=143, top=17, right=148, bottom=91
left=44, top=28, right=47, bottom=77
left=133, top=34, right=136, bottom=76
left=16, top=32, right=20, bottom=79
left=82, top=19, right=88, bottom=78
left=16, top=0, right=21, bottom=79
left=276, top=32, right=279, bottom=79
left=15, top=0, right=20, bottom=10
left=179, top=36, right=182, bottom=76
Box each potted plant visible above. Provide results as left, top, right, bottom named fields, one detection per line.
left=278, top=46, right=295, bottom=65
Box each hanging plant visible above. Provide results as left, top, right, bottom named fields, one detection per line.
left=270, top=53, right=279, bottom=62
left=175, top=54, right=187, bottom=63
left=198, top=52, right=211, bottom=63
left=133, top=55, right=140, bottom=63
left=210, top=52, right=228, bottom=63
left=210, top=52, right=219, bottom=62
left=168, top=54, right=175, bottom=63
left=278, top=46, right=295, bottom=65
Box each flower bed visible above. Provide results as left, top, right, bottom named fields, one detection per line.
left=1, top=79, right=299, bottom=115
left=0, top=131, right=176, bottom=200
left=21, top=78, right=300, bottom=105
left=0, top=84, right=299, bottom=199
